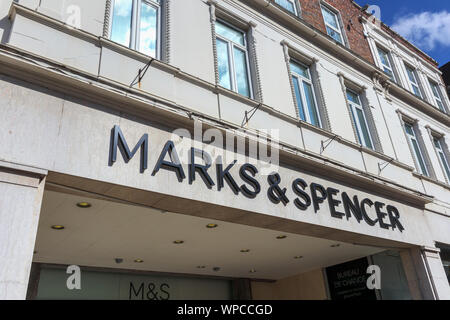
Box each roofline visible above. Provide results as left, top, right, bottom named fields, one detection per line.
left=351, top=0, right=439, bottom=67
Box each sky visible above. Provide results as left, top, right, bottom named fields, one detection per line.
left=355, top=0, right=450, bottom=67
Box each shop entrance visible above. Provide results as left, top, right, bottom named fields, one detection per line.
left=28, top=187, right=413, bottom=300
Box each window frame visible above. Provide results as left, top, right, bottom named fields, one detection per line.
left=289, top=59, right=322, bottom=128
left=274, top=0, right=300, bottom=16
left=346, top=89, right=374, bottom=150
left=215, top=19, right=254, bottom=99
left=404, top=122, right=429, bottom=176
left=109, top=0, right=162, bottom=59
left=404, top=63, right=422, bottom=98
left=376, top=46, right=396, bottom=82
left=433, top=136, right=450, bottom=182
left=320, top=4, right=345, bottom=45
left=428, top=79, right=445, bottom=112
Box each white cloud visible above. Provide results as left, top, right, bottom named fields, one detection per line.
left=391, top=11, right=450, bottom=50
left=114, top=0, right=132, bottom=17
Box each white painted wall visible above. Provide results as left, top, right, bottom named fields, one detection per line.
left=0, top=0, right=448, bottom=245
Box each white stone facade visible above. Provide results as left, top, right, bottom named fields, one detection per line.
left=0, top=0, right=448, bottom=300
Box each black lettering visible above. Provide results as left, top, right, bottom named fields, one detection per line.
left=146, top=283, right=158, bottom=300
left=387, top=205, right=404, bottom=232
left=110, top=125, right=148, bottom=173
left=216, top=157, right=239, bottom=194
left=189, top=148, right=215, bottom=188
left=310, top=183, right=327, bottom=213
left=292, top=178, right=311, bottom=211
left=152, top=140, right=185, bottom=182
left=375, top=202, right=391, bottom=229
left=327, top=187, right=345, bottom=219
left=341, top=192, right=363, bottom=222
left=267, top=173, right=289, bottom=206
left=129, top=282, right=144, bottom=300
left=239, top=164, right=261, bottom=199
left=159, top=283, right=170, bottom=300
left=361, top=198, right=378, bottom=226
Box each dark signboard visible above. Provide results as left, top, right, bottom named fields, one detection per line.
left=326, top=258, right=377, bottom=300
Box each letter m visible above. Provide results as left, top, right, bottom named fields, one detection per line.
left=110, top=125, right=148, bottom=173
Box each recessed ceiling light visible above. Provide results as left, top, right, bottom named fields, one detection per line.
left=134, top=259, right=144, bottom=263
left=115, top=258, right=123, bottom=264
left=294, top=256, right=303, bottom=259
left=240, top=249, right=250, bottom=253
left=196, top=265, right=206, bottom=269
left=206, top=223, right=218, bottom=229
left=76, top=202, right=91, bottom=208
left=249, top=269, right=257, bottom=273
left=213, top=267, right=221, bottom=272
left=331, top=244, right=341, bottom=248
left=276, top=235, right=287, bottom=239
left=51, top=225, right=65, bottom=230
left=173, top=240, right=184, bottom=244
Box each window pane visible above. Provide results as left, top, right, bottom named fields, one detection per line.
left=292, top=77, right=306, bottom=121
left=275, top=0, right=296, bottom=14
left=326, top=26, right=343, bottom=43
left=411, top=139, right=428, bottom=176
left=356, top=108, right=373, bottom=149
left=383, top=67, right=395, bottom=81
left=412, top=84, right=421, bottom=97
left=216, top=21, right=245, bottom=46
left=439, top=152, right=450, bottom=179
left=111, top=0, right=133, bottom=47
left=322, top=7, right=339, bottom=29
left=437, top=100, right=444, bottom=111
left=350, top=108, right=363, bottom=145
left=303, top=82, right=320, bottom=127
left=433, top=138, right=441, bottom=149
left=378, top=48, right=390, bottom=67
left=216, top=39, right=232, bottom=90
left=233, top=47, right=251, bottom=97
left=405, top=123, right=414, bottom=136
left=139, top=2, right=158, bottom=57
left=406, top=67, right=417, bottom=84
left=346, top=90, right=360, bottom=105
left=290, top=61, right=309, bottom=79
left=430, top=82, right=440, bottom=98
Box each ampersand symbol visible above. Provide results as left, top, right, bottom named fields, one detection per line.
left=267, top=173, right=289, bottom=206
left=147, top=283, right=158, bottom=300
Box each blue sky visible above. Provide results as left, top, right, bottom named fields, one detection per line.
left=355, top=0, right=450, bottom=67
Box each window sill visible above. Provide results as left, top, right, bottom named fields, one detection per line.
left=380, top=72, right=450, bottom=125
left=412, top=172, right=450, bottom=191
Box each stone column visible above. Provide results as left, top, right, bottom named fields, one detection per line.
left=0, top=161, right=47, bottom=300
left=400, top=246, right=450, bottom=300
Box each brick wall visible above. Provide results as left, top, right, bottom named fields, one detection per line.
left=298, top=0, right=375, bottom=64
left=296, top=0, right=438, bottom=68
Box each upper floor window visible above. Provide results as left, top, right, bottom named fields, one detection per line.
left=346, top=89, right=374, bottom=149
left=404, top=123, right=429, bottom=176
left=110, top=0, right=161, bottom=58
left=404, top=64, right=422, bottom=98
left=215, top=20, right=252, bottom=98
left=275, top=0, right=299, bottom=15
left=377, top=47, right=396, bottom=82
left=433, top=137, right=450, bottom=182
left=429, top=80, right=445, bottom=112
left=321, top=5, right=344, bottom=45
left=290, top=60, right=321, bottom=127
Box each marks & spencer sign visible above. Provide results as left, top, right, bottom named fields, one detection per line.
left=108, top=125, right=405, bottom=232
